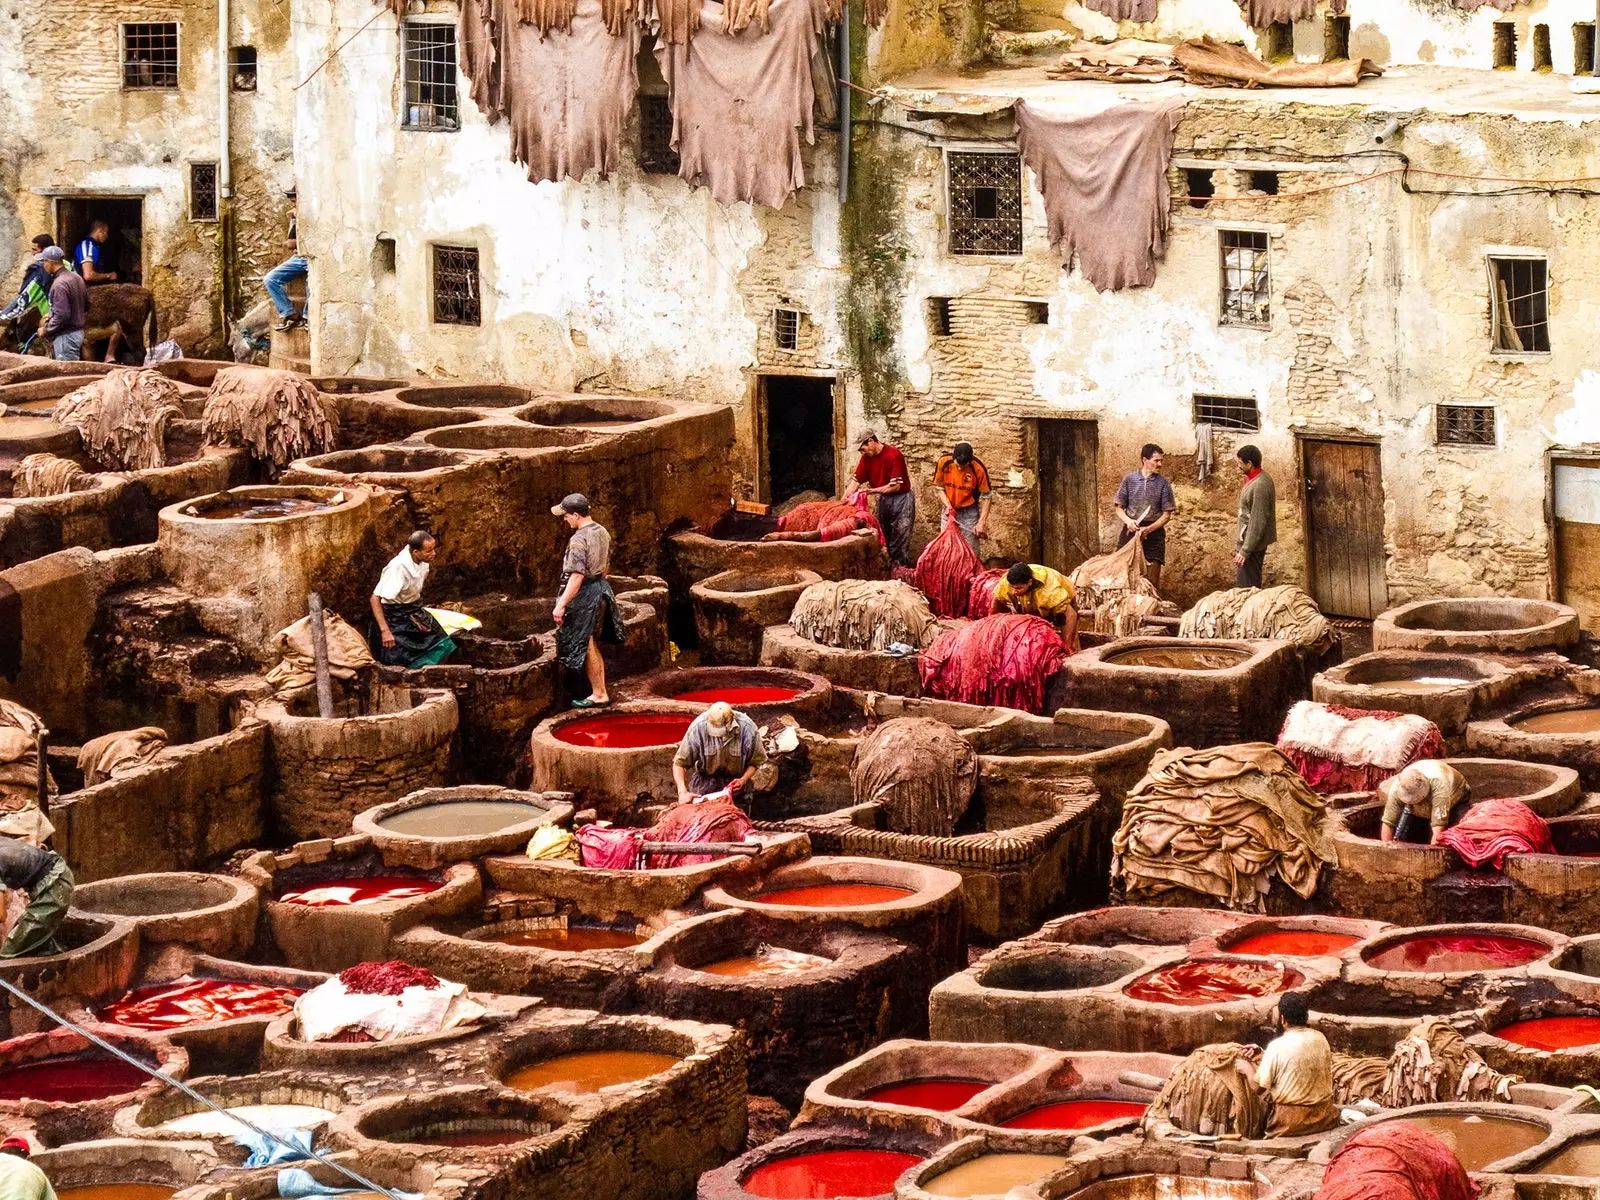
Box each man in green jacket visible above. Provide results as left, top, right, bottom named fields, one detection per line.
left=1232, top=444, right=1276, bottom=588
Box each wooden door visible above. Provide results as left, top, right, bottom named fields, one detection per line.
left=1553, top=459, right=1600, bottom=633
left=1301, top=438, right=1387, bottom=618
left=1037, top=419, right=1099, bottom=573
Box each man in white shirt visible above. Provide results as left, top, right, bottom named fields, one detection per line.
left=368, top=531, right=454, bottom=667
left=1256, top=991, right=1340, bottom=1137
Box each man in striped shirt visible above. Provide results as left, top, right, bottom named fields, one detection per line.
left=1113, top=443, right=1177, bottom=593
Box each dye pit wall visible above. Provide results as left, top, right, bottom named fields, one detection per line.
left=759, top=624, right=926, bottom=698
left=354, top=785, right=574, bottom=869
left=691, top=567, right=825, bottom=666
left=1373, top=598, right=1580, bottom=654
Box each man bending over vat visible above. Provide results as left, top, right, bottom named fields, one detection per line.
left=673, top=702, right=767, bottom=806
left=551, top=493, right=624, bottom=709
left=0, top=839, right=73, bottom=959
left=1256, top=991, right=1340, bottom=1137
left=993, top=562, right=1080, bottom=651
left=369, top=531, right=455, bottom=669
left=1378, top=760, right=1470, bottom=845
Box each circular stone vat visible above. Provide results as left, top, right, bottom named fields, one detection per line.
left=517, top=395, right=675, bottom=428
left=1058, top=1174, right=1262, bottom=1200
left=1512, top=707, right=1600, bottom=734
left=118, top=1071, right=353, bottom=1143
left=692, top=567, right=824, bottom=666
left=30, top=1138, right=207, bottom=1200
left=1038, top=907, right=1251, bottom=948
left=310, top=375, right=409, bottom=393
left=274, top=873, right=442, bottom=907
left=175, top=487, right=338, bottom=521
left=393, top=385, right=531, bottom=409
left=504, top=1049, right=682, bottom=1094
left=1532, top=1138, right=1600, bottom=1176
left=977, top=947, right=1146, bottom=993
left=1100, top=644, right=1250, bottom=671
left=1360, top=927, right=1555, bottom=974
left=295, top=447, right=473, bottom=476
left=1374, top=598, right=1579, bottom=653
left=998, top=1099, right=1147, bottom=1130
left=859, top=1078, right=992, bottom=1109
left=528, top=703, right=700, bottom=812
left=72, top=872, right=259, bottom=957
left=1208, top=917, right=1388, bottom=959
left=98, top=978, right=301, bottom=1031
left=1359, top=1110, right=1549, bottom=1172
left=1336, top=654, right=1497, bottom=692
left=1448, top=759, right=1581, bottom=817
left=921, top=1153, right=1069, bottom=1197
left=349, top=1089, right=572, bottom=1152
left=620, top=666, right=831, bottom=724
left=354, top=785, right=572, bottom=869
left=1313, top=652, right=1512, bottom=736
left=0, top=1029, right=183, bottom=1117
left=468, top=920, right=650, bottom=951
left=554, top=711, right=695, bottom=748
left=1123, top=959, right=1303, bottom=1007
left=422, top=423, right=586, bottom=451
left=746, top=1150, right=922, bottom=1198
left=1493, top=1014, right=1600, bottom=1050
left=0, top=1057, right=152, bottom=1102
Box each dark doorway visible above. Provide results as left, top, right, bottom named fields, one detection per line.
left=1301, top=437, right=1387, bottom=618
left=760, top=374, right=837, bottom=504
left=56, top=197, right=144, bottom=285
left=1036, top=418, right=1100, bottom=573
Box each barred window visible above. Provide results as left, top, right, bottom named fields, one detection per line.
left=1193, top=395, right=1260, bottom=432
left=189, top=163, right=218, bottom=222
left=638, top=95, right=679, bottom=175
left=947, top=152, right=1023, bottom=257
left=928, top=297, right=953, bottom=337
left=230, top=46, right=257, bottom=91
left=123, top=23, right=179, bottom=89
left=1220, top=230, right=1270, bottom=327
left=402, top=23, right=458, bottom=130
left=432, top=245, right=480, bottom=326
left=1437, top=404, right=1497, bottom=447
left=773, top=307, right=800, bottom=351
left=1489, top=256, right=1549, bottom=352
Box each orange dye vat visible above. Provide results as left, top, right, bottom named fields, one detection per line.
left=480, top=927, right=648, bottom=951
left=1225, top=930, right=1361, bottom=957
left=553, top=713, right=696, bottom=748
left=999, top=1099, right=1148, bottom=1130
left=504, top=1050, right=681, bottom=1093
left=57, top=1188, right=177, bottom=1200
left=859, top=1078, right=990, bottom=1110
left=1494, top=1015, right=1600, bottom=1051
left=1123, top=960, right=1303, bottom=1006
left=743, top=1149, right=924, bottom=1199
left=755, top=884, right=913, bottom=908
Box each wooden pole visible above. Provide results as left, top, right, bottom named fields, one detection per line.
left=638, top=841, right=761, bottom=856
left=35, top=727, right=48, bottom=823
left=307, top=592, right=335, bottom=719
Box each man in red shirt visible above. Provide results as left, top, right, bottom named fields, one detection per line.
left=845, top=431, right=915, bottom=566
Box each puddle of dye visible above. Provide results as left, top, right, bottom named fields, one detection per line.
left=1493, top=1015, right=1600, bottom=1050
left=1104, top=647, right=1247, bottom=671
left=191, top=498, right=330, bottom=520
left=755, top=884, right=914, bottom=908
left=698, top=945, right=831, bottom=977
left=478, top=926, right=648, bottom=951
left=504, top=1050, right=681, bottom=1093
left=1385, top=1114, right=1546, bottom=1172
left=57, top=1188, right=177, bottom=1200
left=97, top=978, right=301, bottom=1029
left=276, top=876, right=442, bottom=907
left=410, top=1129, right=532, bottom=1147
left=999, top=1099, right=1148, bottom=1130
left=743, top=1150, right=924, bottom=1199
left=923, top=1153, right=1070, bottom=1198
left=1513, top=709, right=1600, bottom=734
left=160, top=1102, right=336, bottom=1134
left=1123, top=960, right=1302, bottom=1006
left=673, top=686, right=804, bottom=705
left=859, top=1078, right=990, bottom=1110
left=375, top=800, right=542, bottom=836
left=1364, top=932, right=1548, bottom=973
left=0, top=1057, right=152, bottom=1101
left=553, top=713, right=696, bottom=748
left=1225, top=930, right=1361, bottom=957
left=1534, top=1139, right=1600, bottom=1176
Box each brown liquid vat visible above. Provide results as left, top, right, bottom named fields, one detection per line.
left=1099, top=646, right=1250, bottom=671
left=1374, top=598, right=1579, bottom=653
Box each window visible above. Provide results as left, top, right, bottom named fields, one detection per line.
left=1324, top=14, right=1350, bottom=61
left=947, top=152, right=1023, bottom=257
left=1193, top=395, right=1260, bottom=432
left=1437, top=404, right=1497, bottom=447
left=1493, top=22, right=1517, bottom=69
left=1249, top=170, right=1279, bottom=195
left=638, top=95, right=678, bottom=174
left=1533, top=25, right=1552, bottom=71
left=1265, top=21, right=1294, bottom=63
left=230, top=46, right=257, bottom=91
left=123, top=23, right=179, bottom=89
left=1220, top=230, right=1270, bottom=327
left=1489, top=256, right=1550, bottom=353
left=1184, top=168, right=1215, bottom=209
left=432, top=245, right=480, bottom=325
left=928, top=297, right=953, bottom=336
left=773, top=307, right=801, bottom=351
left=373, top=235, right=397, bottom=276
left=1576, top=24, right=1595, bottom=76
left=188, top=163, right=218, bottom=222
left=402, top=22, right=458, bottom=130
left=1024, top=301, right=1049, bottom=325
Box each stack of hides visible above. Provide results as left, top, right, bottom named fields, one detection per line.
left=0, top=699, right=55, bottom=845
left=76, top=727, right=167, bottom=787
left=966, top=569, right=1006, bottom=619
left=201, top=367, right=338, bottom=475
left=776, top=500, right=882, bottom=544
left=789, top=580, right=939, bottom=650
left=53, top=369, right=185, bottom=471
left=644, top=797, right=753, bottom=867
left=1276, top=701, right=1444, bottom=795
left=1141, top=1043, right=1266, bottom=1139
left=265, top=613, right=376, bottom=692
left=913, top=518, right=983, bottom=618
left=1318, top=1122, right=1475, bottom=1200
left=1095, top=591, right=1160, bottom=638
left=1070, top=535, right=1158, bottom=610
left=1180, top=585, right=1329, bottom=646
left=850, top=718, right=977, bottom=836
left=1383, top=1018, right=1521, bottom=1107
left=294, top=962, right=485, bottom=1043
left=1112, top=743, right=1335, bottom=910
left=1330, top=1053, right=1388, bottom=1106
left=1436, top=798, right=1553, bottom=869
left=919, top=615, right=1066, bottom=713
left=13, top=453, right=93, bottom=498
left=1047, top=39, right=1181, bottom=82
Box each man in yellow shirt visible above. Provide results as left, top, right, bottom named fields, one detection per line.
left=992, top=562, right=1079, bottom=650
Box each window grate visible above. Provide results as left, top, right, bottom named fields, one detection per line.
left=1437, top=404, right=1497, bottom=447
left=230, top=46, right=257, bottom=91
left=432, top=245, right=480, bottom=326
left=1220, top=230, right=1270, bottom=327
left=773, top=307, right=801, bottom=351
left=402, top=23, right=458, bottom=130
left=947, top=152, right=1023, bottom=257
left=928, top=297, right=952, bottom=337
left=1489, top=257, right=1550, bottom=352
left=189, top=163, right=218, bottom=222
left=1193, top=395, right=1260, bottom=432
left=638, top=95, right=679, bottom=175
left=123, top=23, right=179, bottom=89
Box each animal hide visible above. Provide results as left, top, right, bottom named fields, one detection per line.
left=789, top=580, right=939, bottom=651
left=265, top=613, right=377, bottom=693
left=14, top=453, right=93, bottom=498
left=53, top=369, right=184, bottom=471
left=0, top=699, right=55, bottom=846
left=912, top=517, right=983, bottom=619
left=1453, top=0, right=1516, bottom=10
left=851, top=718, right=978, bottom=836
left=1083, top=0, right=1157, bottom=19
left=77, top=727, right=168, bottom=787
left=919, top=614, right=1067, bottom=713
left=1177, top=36, right=1381, bottom=87
left=201, top=367, right=338, bottom=475
left=1143, top=1043, right=1268, bottom=1139
left=1236, top=0, right=1316, bottom=24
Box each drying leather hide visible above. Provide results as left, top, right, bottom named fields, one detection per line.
left=201, top=367, right=338, bottom=476
left=13, top=453, right=93, bottom=498
left=1237, top=0, right=1316, bottom=24
left=1176, top=36, right=1381, bottom=87
left=851, top=718, right=978, bottom=836
left=53, top=369, right=184, bottom=472
left=1083, top=0, right=1157, bottom=19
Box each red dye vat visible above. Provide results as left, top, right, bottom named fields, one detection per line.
left=1495, top=1015, right=1600, bottom=1051
left=673, top=686, right=804, bottom=705
left=859, top=1078, right=989, bottom=1110
left=1364, top=932, right=1549, bottom=973
left=0, top=1056, right=152, bottom=1102
left=1000, top=1099, right=1148, bottom=1130
left=276, top=876, right=442, bottom=907
left=1123, top=960, right=1303, bottom=1007
left=412, top=1129, right=531, bottom=1147
left=1225, top=930, right=1361, bottom=958
left=553, top=713, right=696, bottom=749
left=755, top=884, right=914, bottom=908
left=743, top=1149, right=924, bottom=1199
left=98, top=979, right=301, bottom=1030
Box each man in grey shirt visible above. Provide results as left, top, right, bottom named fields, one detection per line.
left=551, top=493, right=623, bottom=708
left=673, top=701, right=768, bottom=805
left=1233, top=444, right=1277, bottom=588
left=40, top=248, right=87, bottom=363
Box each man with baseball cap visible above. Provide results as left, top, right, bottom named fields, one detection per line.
left=672, top=701, right=768, bottom=806
left=551, top=494, right=623, bottom=708
left=932, top=441, right=991, bottom=557
left=845, top=431, right=915, bottom=567
left=39, top=247, right=87, bottom=363
left=0, top=1133, right=56, bottom=1200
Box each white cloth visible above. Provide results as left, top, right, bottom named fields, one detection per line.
left=1277, top=701, right=1439, bottom=771
left=373, top=549, right=429, bottom=604
left=293, top=976, right=485, bottom=1044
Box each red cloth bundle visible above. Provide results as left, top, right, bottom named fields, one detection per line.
left=919, top=614, right=1066, bottom=713
left=1317, top=1121, right=1477, bottom=1200
left=644, top=798, right=753, bottom=868
left=1276, top=702, right=1445, bottom=795
left=1436, top=798, right=1554, bottom=869
left=339, top=961, right=441, bottom=995
left=912, top=515, right=982, bottom=618
left=777, top=500, right=883, bottom=545
left=577, top=824, right=644, bottom=870
left=967, top=568, right=1006, bottom=619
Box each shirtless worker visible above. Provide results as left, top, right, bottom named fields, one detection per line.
left=1256, top=992, right=1340, bottom=1137
left=672, top=702, right=768, bottom=807
left=1378, top=760, right=1471, bottom=845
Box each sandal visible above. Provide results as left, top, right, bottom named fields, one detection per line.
left=570, top=696, right=612, bottom=709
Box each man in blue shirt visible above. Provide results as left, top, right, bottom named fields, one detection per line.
left=1113, top=443, right=1177, bottom=594
left=74, top=222, right=118, bottom=285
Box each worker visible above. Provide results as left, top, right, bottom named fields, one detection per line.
left=1233, top=445, right=1277, bottom=588
left=0, top=235, right=55, bottom=328
left=1113, top=443, right=1177, bottom=593
left=1378, top=760, right=1471, bottom=845
left=368, top=530, right=455, bottom=668
left=0, top=1136, right=54, bottom=1200
left=1255, top=991, right=1340, bottom=1137
left=993, top=562, right=1080, bottom=650
left=673, top=702, right=768, bottom=806
left=932, top=441, right=991, bottom=557
left=73, top=221, right=118, bottom=285
left=39, top=249, right=87, bottom=364
left=0, top=839, right=74, bottom=959
left=845, top=431, right=914, bottom=567
left=551, top=493, right=623, bottom=709
left=264, top=187, right=308, bottom=331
